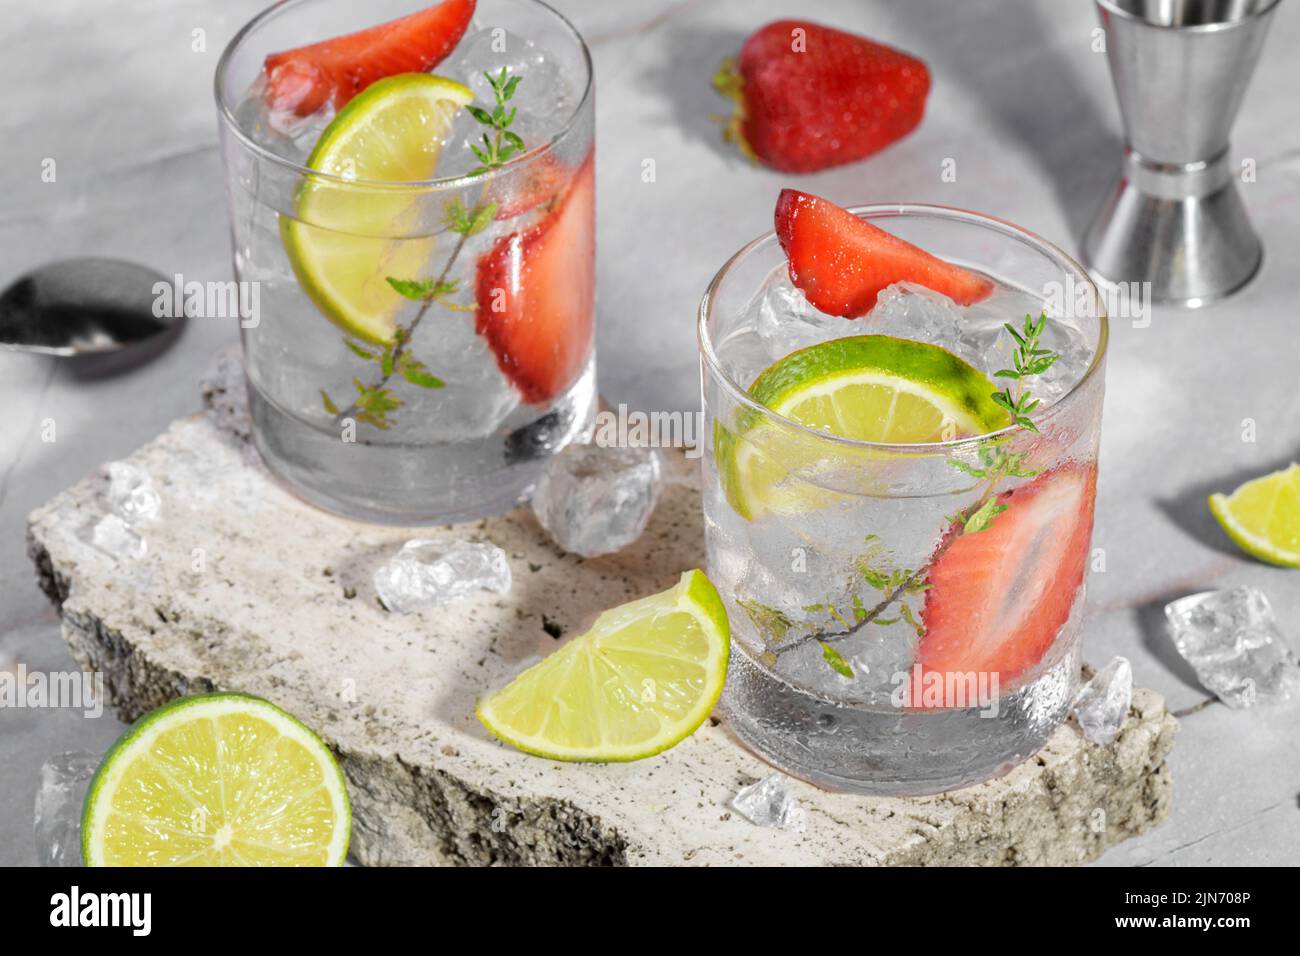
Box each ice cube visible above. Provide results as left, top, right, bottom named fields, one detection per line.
left=235, top=75, right=337, bottom=160
left=34, top=752, right=99, bottom=867
left=750, top=271, right=861, bottom=361
left=1072, top=656, right=1132, bottom=745
left=1164, top=587, right=1300, bottom=708
left=959, top=286, right=1095, bottom=404
left=374, top=539, right=512, bottom=613
left=730, top=773, right=807, bottom=831
left=843, top=626, right=921, bottom=693
left=91, top=515, right=146, bottom=560
left=107, top=461, right=160, bottom=524
left=763, top=609, right=919, bottom=703
left=531, top=444, right=662, bottom=557
left=440, top=27, right=573, bottom=175
left=948, top=288, right=1019, bottom=373
left=869, top=282, right=966, bottom=345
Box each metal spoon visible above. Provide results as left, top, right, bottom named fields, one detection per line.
left=0, top=258, right=183, bottom=356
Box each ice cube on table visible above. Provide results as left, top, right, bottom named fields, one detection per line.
left=1072, top=656, right=1133, bottom=745
left=35, top=752, right=99, bottom=867
left=1164, top=587, right=1300, bottom=708
left=91, top=514, right=146, bottom=560
left=107, top=461, right=160, bottom=524
left=730, top=773, right=807, bottom=831
left=531, top=444, right=662, bottom=557
left=374, top=539, right=512, bottom=613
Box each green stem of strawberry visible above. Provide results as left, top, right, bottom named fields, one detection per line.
left=710, top=58, right=756, bottom=165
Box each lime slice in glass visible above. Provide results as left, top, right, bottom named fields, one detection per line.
left=82, top=693, right=350, bottom=866
left=1208, top=463, right=1300, bottom=567
left=476, top=570, right=731, bottom=762
left=281, top=73, right=474, bottom=345
left=718, top=335, right=1009, bottom=519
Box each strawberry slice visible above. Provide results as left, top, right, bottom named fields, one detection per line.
left=916, top=463, right=1097, bottom=705
left=775, top=189, right=994, bottom=318
left=263, top=0, right=476, bottom=117
left=475, top=153, right=595, bottom=405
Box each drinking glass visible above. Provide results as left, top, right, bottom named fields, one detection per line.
left=215, top=0, right=595, bottom=523
left=699, top=204, right=1108, bottom=795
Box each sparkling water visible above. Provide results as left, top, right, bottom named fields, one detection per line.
left=221, top=18, right=595, bottom=523
left=707, top=261, right=1103, bottom=795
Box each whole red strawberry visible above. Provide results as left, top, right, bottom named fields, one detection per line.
left=713, top=20, right=930, bottom=173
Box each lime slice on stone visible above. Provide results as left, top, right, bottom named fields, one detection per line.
left=1208, top=463, right=1300, bottom=567
left=718, top=335, right=1009, bottom=519
left=281, top=73, right=474, bottom=345
left=477, top=570, right=730, bottom=762
left=82, top=693, right=350, bottom=866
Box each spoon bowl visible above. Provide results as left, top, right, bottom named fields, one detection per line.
left=0, top=258, right=183, bottom=356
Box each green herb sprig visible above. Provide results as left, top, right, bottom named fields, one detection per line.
left=991, top=312, right=1059, bottom=432
left=467, top=68, right=525, bottom=176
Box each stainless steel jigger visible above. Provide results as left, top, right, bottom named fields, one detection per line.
left=1082, top=0, right=1280, bottom=307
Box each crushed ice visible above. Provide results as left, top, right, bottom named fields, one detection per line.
left=531, top=443, right=662, bottom=557
left=1071, top=656, right=1132, bottom=745
left=730, top=773, right=807, bottom=831
left=1165, top=587, right=1300, bottom=708
left=374, top=539, right=512, bottom=613
left=34, top=752, right=99, bottom=867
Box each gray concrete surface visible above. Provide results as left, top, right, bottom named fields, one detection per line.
left=3, top=0, right=1299, bottom=865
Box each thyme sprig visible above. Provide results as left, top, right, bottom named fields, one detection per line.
left=773, top=314, right=1063, bottom=674
left=467, top=67, right=525, bottom=176
left=991, top=312, right=1058, bottom=432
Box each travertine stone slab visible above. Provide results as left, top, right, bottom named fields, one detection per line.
left=26, top=355, right=1175, bottom=865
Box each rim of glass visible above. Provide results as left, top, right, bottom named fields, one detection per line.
left=213, top=0, right=594, bottom=190
left=1096, top=0, right=1281, bottom=33
left=697, top=201, right=1110, bottom=454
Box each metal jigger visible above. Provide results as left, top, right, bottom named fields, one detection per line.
left=1082, top=0, right=1280, bottom=307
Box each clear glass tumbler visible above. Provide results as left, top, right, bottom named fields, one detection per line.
left=699, top=204, right=1108, bottom=795
left=215, top=0, right=595, bottom=523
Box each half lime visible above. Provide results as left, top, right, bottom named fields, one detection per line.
left=718, top=335, right=1009, bottom=519
left=82, top=693, right=351, bottom=866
